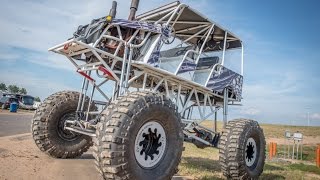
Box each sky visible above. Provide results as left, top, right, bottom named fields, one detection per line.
left=0, top=0, right=319, bottom=126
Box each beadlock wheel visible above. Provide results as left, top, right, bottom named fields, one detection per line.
left=94, top=91, right=183, bottom=180
left=245, top=137, right=257, bottom=167
left=134, top=121, right=167, bottom=169
left=218, top=119, right=266, bottom=179
left=31, top=91, right=94, bottom=158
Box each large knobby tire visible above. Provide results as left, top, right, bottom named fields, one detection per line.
left=93, top=91, right=183, bottom=180
left=219, top=119, right=266, bottom=179
left=31, top=91, right=93, bottom=158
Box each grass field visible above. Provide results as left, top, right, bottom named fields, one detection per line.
left=261, top=123, right=320, bottom=138
left=179, top=143, right=320, bottom=180
left=200, top=120, right=320, bottom=139
left=178, top=120, right=320, bottom=179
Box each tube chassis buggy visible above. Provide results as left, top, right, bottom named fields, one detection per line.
left=31, top=1, right=265, bottom=179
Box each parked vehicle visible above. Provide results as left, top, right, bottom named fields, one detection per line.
left=0, top=96, right=19, bottom=109
left=3, top=93, right=36, bottom=110
left=33, top=101, right=41, bottom=109
left=19, top=95, right=35, bottom=110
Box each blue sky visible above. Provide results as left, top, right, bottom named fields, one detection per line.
left=0, top=0, right=319, bottom=126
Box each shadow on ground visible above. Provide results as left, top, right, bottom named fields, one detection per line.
left=181, top=157, right=224, bottom=180
left=260, top=173, right=285, bottom=180
left=79, top=153, right=95, bottom=159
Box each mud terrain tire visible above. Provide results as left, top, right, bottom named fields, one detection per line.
left=94, top=91, right=183, bottom=180
left=219, top=119, right=266, bottom=179
left=31, top=91, right=93, bottom=158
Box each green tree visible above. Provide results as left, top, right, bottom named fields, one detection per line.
left=34, top=96, right=41, bottom=102
left=8, top=85, right=20, bottom=94
left=19, top=88, right=27, bottom=95
left=0, top=83, right=7, bottom=91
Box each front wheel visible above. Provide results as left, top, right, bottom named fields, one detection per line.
left=94, top=91, right=184, bottom=180
left=218, top=119, right=266, bottom=179
left=31, top=91, right=93, bottom=158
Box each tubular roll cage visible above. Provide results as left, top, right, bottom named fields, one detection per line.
left=49, top=1, right=244, bottom=147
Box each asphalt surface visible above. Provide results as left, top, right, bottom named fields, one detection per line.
left=0, top=111, right=33, bottom=137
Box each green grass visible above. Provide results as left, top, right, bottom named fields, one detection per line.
left=180, top=142, right=320, bottom=180
left=261, top=162, right=320, bottom=180
left=180, top=120, right=320, bottom=179
left=260, top=123, right=320, bottom=138
left=288, top=163, right=320, bottom=175
left=200, top=120, right=320, bottom=139
left=268, top=144, right=318, bottom=162
left=179, top=142, right=223, bottom=179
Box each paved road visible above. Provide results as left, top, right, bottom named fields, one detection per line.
left=0, top=111, right=33, bottom=137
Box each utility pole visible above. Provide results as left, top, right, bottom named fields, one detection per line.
left=307, top=111, right=310, bottom=126
left=306, top=107, right=311, bottom=127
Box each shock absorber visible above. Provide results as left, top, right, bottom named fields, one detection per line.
left=107, top=1, right=117, bottom=22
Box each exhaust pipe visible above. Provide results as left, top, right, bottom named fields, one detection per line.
left=109, top=1, right=117, bottom=18
left=128, top=0, right=140, bottom=21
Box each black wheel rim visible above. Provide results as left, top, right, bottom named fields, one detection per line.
left=134, top=121, right=167, bottom=169
left=57, top=112, right=79, bottom=141
left=245, top=134, right=260, bottom=170
left=139, top=128, right=162, bottom=161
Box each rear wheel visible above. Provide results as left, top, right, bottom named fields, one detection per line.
left=218, top=119, right=266, bottom=179
left=31, top=91, right=93, bottom=158
left=94, top=91, right=183, bottom=180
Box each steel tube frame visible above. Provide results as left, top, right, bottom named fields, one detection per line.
left=221, top=31, right=228, bottom=66
left=241, top=42, right=244, bottom=76
left=47, top=3, right=242, bottom=142
left=223, top=88, right=228, bottom=128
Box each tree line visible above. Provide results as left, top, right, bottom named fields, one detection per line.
left=0, top=82, right=27, bottom=94
left=0, top=82, right=41, bottom=102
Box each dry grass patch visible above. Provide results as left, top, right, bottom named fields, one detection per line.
left=179, top=142, right=223, bottom=179
left=179, top=120, right=320, bottom=179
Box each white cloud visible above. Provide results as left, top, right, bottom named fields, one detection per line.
left=0, top=52, right=19, bottom=61
left=0, top=70, right=75, bottom=99
left=27, top=53, right=75, bottom=72
left=0, top=0, right=216, bottom=99
left=237, top=67, right=320, bottom=125
left=240, top=107, right=261, bottom=115
left=0, top=0, right=133, bottom=70
left=310, top=113, right=320, bottom=120
left=0, top=0, right=212, bottom=70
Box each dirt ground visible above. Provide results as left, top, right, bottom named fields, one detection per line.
left=0, top=133, right=192, bottom=180
left=0, top=133, right=101, bottom=180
